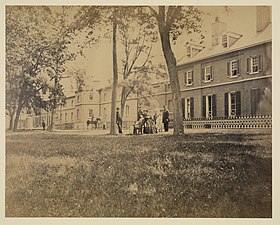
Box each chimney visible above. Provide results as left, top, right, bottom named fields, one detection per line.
left=211, top=17, right=227, bottom=46
left=256, top=6, right=271, bottom=32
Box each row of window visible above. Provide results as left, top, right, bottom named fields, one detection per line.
left=174, top=89, right=261, bottom=119
left=33, top=116, right=51, bottom=127
left=60, top=105, right=131, bottom=123
left=65, top=91, right=95, bottom=107
left=62, top=91, right=95, bottom=109
left=78, top=93, right=108, bottom=102
left=187, top=34, right=237, bottom=58
left=184, top=55, right=263, bottom=85
left=102, top=105, right=130, bottom=119
left=60, top=110, right=80, bottom=123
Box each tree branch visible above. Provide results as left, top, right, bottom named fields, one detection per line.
left=127, top=34, right=146, bottom=75
left=146, top=6, right=159, bottom=19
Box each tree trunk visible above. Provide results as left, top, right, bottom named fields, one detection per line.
left=8, top=110, right=15, bottom=130
left=12, top=93, right=25, bottom=132
left=48, top=77, right=59, bottom=132
left=48, top=108, right=55, bottom=131
left=157, top=6, right=184, bottom=135
left=110, top=15, right=118, bottom=135
left=120, top=86, right=127, bottom=120
left=13, top=104, right=22, bottom=132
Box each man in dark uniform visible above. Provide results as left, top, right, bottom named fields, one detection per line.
left=116, top=107, right=122, bottom=134
left=162, top=105, right=169, bottom=132
left=42, top=120, right=46, bottom=131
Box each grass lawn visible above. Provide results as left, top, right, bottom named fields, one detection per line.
left=5, top=130, right=272, bottom=217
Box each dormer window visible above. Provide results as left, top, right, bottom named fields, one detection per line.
left=222, top=34, right=228, bottom=48
left=186, top=44, right=204, bottom=58
left=221, top=31, right=242, bottom=48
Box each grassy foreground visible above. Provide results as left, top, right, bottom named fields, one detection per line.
left=5, top=130, right=272, bottom=217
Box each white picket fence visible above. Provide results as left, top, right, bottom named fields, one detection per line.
left=183, top=115, right=272, bottom=129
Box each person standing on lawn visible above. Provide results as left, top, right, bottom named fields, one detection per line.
left=116, top=107, right=123, bottom=134
left=137, top=107, right=143, bottom=121
left=162, top=105, right=170, bottom=132
left=42, top=120, right=46, bottom=131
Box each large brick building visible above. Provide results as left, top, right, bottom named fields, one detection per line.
left=146, top=6, right=272, bottom=123
left=13, top=6, right=272, bottom=130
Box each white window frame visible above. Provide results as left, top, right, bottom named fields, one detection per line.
left=204, top=66, right=212, bottom=82
left=222, top=34, right=228, bottom=48
left=185, top=70, right=193, bottom=86
left=249, top=56, right=259, bottom=74
left=228, top=92, right=237, bottom=117
left=125, top=105, right=130, bottom=117
left=206, top=95, right=213, bottom=118
left=186, top=98, right=191, bottom=119
left=230, top=60, right=239, bottom=77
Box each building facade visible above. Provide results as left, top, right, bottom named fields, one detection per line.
left=146, top=6, right=272, bottom=123
left=14, top=6, right=272, bottom=130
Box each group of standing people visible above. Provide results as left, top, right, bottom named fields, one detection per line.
left=116, top=105, right=170, bottom=134
left=40, top=106, right=169, bottom=134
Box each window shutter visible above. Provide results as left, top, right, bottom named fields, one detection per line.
left=210, top=66, right=213, bottom=80
left=181, top=98, right=185, bottom=119
left=227, top=62, right=230, bottom=77
left=202, top=95, right=206, bottom=118
left=191, top=70, right=194, bottom=84
left=237, top=60, right=240, bottom=75
left=236, top=91, right=241, bottom=116
left=190, top=97, right=194, bottom=119
left=251, top=89, right=260, bottom=116
left=212, top=94, right=217, bottom=117
left=184, top=72, right=187, bottom=84
left=224, top=93, right=229, bottom=117
left=258, top=55, right=263, bottom=71
left=201, top=67, right=205, bottom=83
left=247, top=58, right=251, bottom=74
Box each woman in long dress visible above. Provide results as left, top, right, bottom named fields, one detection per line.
left=156, top=113, right=163, bottom=133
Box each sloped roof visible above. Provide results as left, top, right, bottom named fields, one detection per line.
left=177, top=23, right=272, bottom=67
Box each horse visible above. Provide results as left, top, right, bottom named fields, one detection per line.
left=86, top=117, right=102, bottom=129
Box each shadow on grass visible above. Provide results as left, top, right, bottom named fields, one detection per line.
left=5, top=132, right=272, bottom=217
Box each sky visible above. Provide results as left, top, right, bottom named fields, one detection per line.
left=58, top=6, right=257, bottom=94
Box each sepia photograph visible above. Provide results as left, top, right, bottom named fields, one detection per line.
left=2, top=0, right=278, bottom=223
